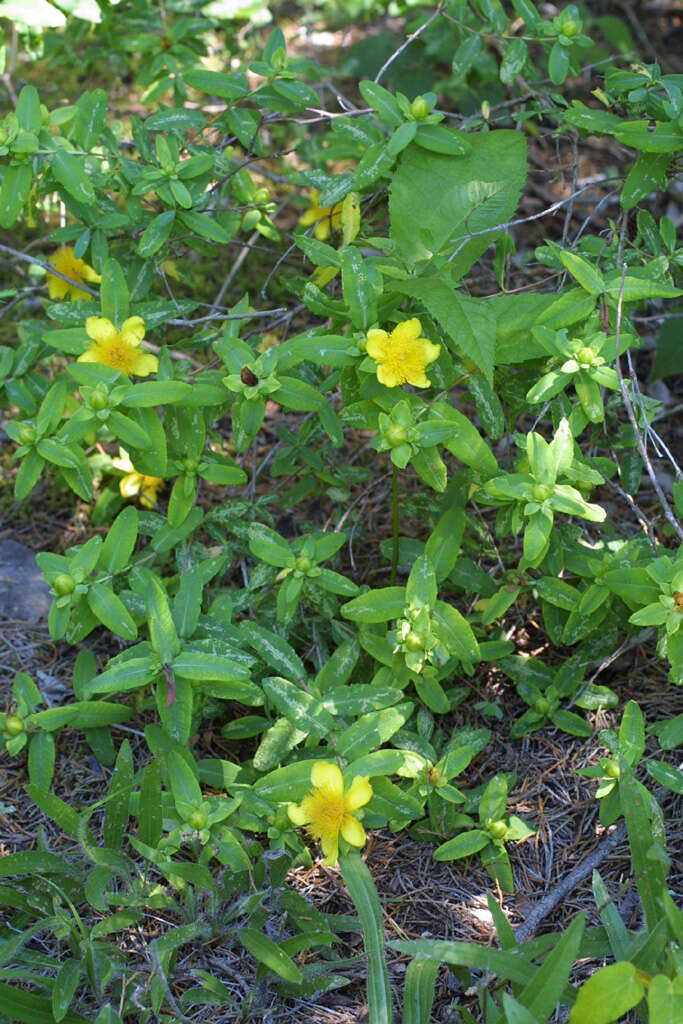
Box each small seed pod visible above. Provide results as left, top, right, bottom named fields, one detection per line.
left=241, top=367, right=258, bottom=387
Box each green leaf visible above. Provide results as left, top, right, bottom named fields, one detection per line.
left=341, top=247, right=381, bottom=331
left=592, top=870, right=629, bottom=961
left=52, top=959, right=81, bottom=1023
left=263, top=676, right=336, bottom=739
left=138, top=210, right=175, bottom=257
left=622, top=152, right=671, bottom=211
left=16, top=84, right=42, bottom=132
left=139, top=759, right=163, bottom=848
left=645, top=759, right=683, bottom=795
left=0, top=982, right=90, bottom=1024
left=433, top=601, right=480, bottom=664
left=168, top=749, right=202, bottom=810
left=424, top=505, right=465, bottom=582
left=104, top=739, right=133, bottom=850
left=615, top=120, right=683, bottom=153
left=238, top=927, right=302, bottom=984
left=519, top=913, right=585, bottom=1021
left=359, top=80, right=403, bottom=126
left=618, top=700, right=644, bottom=765
left=558, top=251, right=605, bottom=296
left=178, top=209, right=233, bottom=244
left=389, top=130, right=527, bottom=279
left=52, top=149, right=96, bottom=205
left=335, top=703, right=413, bottom=761
left=403, top=956, right=439, bottom=1024
left=569, top=962, right=644, bottom=1024
left=183, top=68, right=248, bottom=100
left=87, top=583, right=138, bottom=641
left=147, top=576, right=180, bottom=665
left=433, top=830, right=490, bottom=860
left=248, top=523, right=294, bottom=568
left=100, top=257, right=130, bottom=326
left=414, top=122, right=470, bottom=156
left=28, top=731, right=55, bottom=791
left=99, top=506, right=138, bottom=575
left=72, top=89, right=108, bottom=150
left=341, top=586, right=406, bottom=623
left=84, top=656, right=159, bottom=697
left=548, top=41, right=570, bottom=85
left=648, top=974, right=683, bottom=1024
left=341, top=851, right=393, bottom=1023
left=240, top=620, right=305, bottom=680
left=0, top=162, right=32, bottom=228
left=619, top=762, right=668, bottom=933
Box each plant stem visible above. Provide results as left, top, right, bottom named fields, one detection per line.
left=391, top=462, right=399, bottom=585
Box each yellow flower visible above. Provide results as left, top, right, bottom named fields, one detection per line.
left=298, top=190, right=343, bottom=241
left=366, top=318, right=440, bottom=389
left=288, top=761, right=373, bottom=865
left=112, top=449, right=163, bottom=508
left=47, top=247, right=101, bottom=301
left=78, top=316, right=158, bottom=377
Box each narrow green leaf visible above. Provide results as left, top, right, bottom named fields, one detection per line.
left=238, top=927, right=302, bottom=983
left=104, top=739, right=133, bottom=850
left=341, top=851, right=393, bottom=1023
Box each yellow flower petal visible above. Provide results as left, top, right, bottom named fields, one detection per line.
left=320, top=833, right=339, bottom=865
left=344, top=775, right=373, bottom=812
left=47, top=247, right=100, bottom=301
left=365, top=329, right=389, bottom=360
left=377, top=363, right=403, bottom=389
left=119, top=472, right=144, bottom=498
left=340, top=815, right=366, bottom=848
left=86, top=316, right=117, bottom=345
left=311, top=761, right=344, bottom=797
left=288, top=802, right=310, bottom=826
left=391, top=318, right=422, bottom=344
left=129, top=351, right=159, bottom=377
left=121, top=316, right=145, bottom=346
left=314, top=219, right=331, bottom=241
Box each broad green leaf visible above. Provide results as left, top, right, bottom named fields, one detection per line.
left=138, top=210, right=175, bottom=257
left=648, top=974, right=683, bottom=1024
left=519, top=912, right=585, bottom=1021
left=341, top=586, right=406, bottom=623
left=263, top=676, right=335, bottom=739
left=359, top=80, right=403, bottom=126
left=434, top=830, right=490, bottom=860
left=87, top=583, right=138, bottom=641
left=168, top=749, right=202, bottom=810
left=0, top=981, right=90, bottom=1024
left=569, top=961, right=644, bottom=1024
left=51, top=149, right=96, bottom=205
left=558, top=251, right=605, bottom=296
left=622, top=152, right=671, bottom=211
left=618, top=700, right=644, bottom=765
left=99, top=506, right=138, bottom=575
left=389, top=130, right=527, bottom=279
left=248, top=523, right=294, bottom=568
left=52, top=959, right=81, bottom=1023
left=335, top=703, right=413, bottom=761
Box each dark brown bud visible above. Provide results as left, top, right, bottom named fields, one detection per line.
left=241, top=367, right=258, bottom=387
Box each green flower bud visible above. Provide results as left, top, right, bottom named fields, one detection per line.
left=534, top=696, right=550, bottom=715
left=561, top=17, right=579, bottom=37
left=532, top=484, right=552, bottom=502
left=89, top=390, right=109, bottom=411
left=5, top=715, right=25, bottom=736
left=385, top=423, right=408, bottom=447
left=188, top=810, right=208, bottom=830
left=488, top=820, right=508, bottom=840
left=18, top=424, right=37, bottom=445
left=53, top=573, right=76, bottom=596
left=577, top=347, right=594, bottom=366
left=404, top=630, right=425, bottom=652
left=184, top=457, right=199, bottom=473
left=602, top=758, right=620, bottom=779
left=410, top=96, right=430, bottom=120
left=295, top=555, right=313, bottom=574
left=253, top=188, right=269, bottom=203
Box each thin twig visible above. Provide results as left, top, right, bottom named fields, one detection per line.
left=374, top=3, right=444, bottom=85
left=614, top=263, right=683, bottom=542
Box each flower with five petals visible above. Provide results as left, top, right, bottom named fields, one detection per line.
left=298, top=190, right=343, bottom=241
left=288, top=761, right=373, bottom=865
left=112, top=449, right=164, bottom=508
left=47, top=247, right=101, bottom=301
left=366, top=318, right=440, bottom=388
left=78, top=316, right=158, bottom=377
